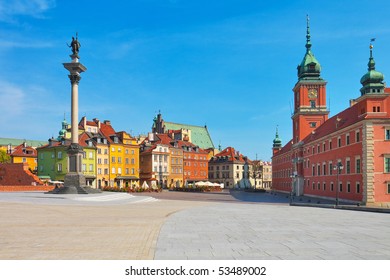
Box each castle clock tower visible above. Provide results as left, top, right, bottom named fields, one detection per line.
left=292, top=16, right=329, bottom=143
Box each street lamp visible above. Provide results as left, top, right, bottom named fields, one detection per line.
left=333, top=162, right=344, bottom=206
left=289, top=171, right=297, bottom=205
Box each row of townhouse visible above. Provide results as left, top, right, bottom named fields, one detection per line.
left=0, top=139, right=47, bottom=172
left=20, top=114, right=272, bottom=190
left=37, top=117, right=140, bottom=189
left=140, top=132, right=210, bottom=188
left=208, top=147, right=272, bottom=189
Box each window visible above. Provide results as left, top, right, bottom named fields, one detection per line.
left=347, top=182, right=351, bottom=193
left=346, top=134, right=350, bottom=145
left=323, top=163, right=326, bottom=175
left=331, top=182, right=334, bottom=192
left=118, top=157, right=122, bottom=163
left=89, top=164, right=93, bottom=172
left=58, top=152, right=62, bottom=159
left=346, top=159, right=350, bottom=174
left=385, top=157, right=390, bottom=173
left=338, top=137, right=341, bottom=147
left=131, top=168, right=135, bottom=175
left=98, top=168, right=102, bottom=175
left=356, top=131, right=360, bottom=142
left=112, top=167, right=116, bottom=174
left=57, top=163, right=62, bottom=172
left=310, top=122, right=316, bottom=128
left=357, top=182, right=360, bottom=194
left=310, top=100, right=316, bottom=108
left=82, top=164, right=86, bottom=172
left=356, top=158, right=361, bottom=173
left=111, top=157, right=115, bottom=163
left=339, top=183, right=343, bottom=192
left=387, top=183, right=390, bottom=194
left=118, top=167, right=122, bottom=174
left=329, top=141, right=332, bottom=150
left=329, top=162, right=333, bottom=175
left=89, top=152, right=93, bottom=159
left=386, top=129, right=390, bottom=140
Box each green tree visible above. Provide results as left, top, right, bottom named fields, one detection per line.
left=0, top=150, right=11, bottom=163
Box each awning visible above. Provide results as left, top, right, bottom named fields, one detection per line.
left=115, top=176, right=139, bottom=180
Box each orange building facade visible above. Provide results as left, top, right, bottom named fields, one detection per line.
left=272, top=19, right=390, bottom=207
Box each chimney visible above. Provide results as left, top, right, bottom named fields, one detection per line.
left=104, top=120, right=111, bottom=126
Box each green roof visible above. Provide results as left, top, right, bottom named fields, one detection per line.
left=164, top=122, right=214, bottom=149
left=0, top=138, right=47, bottom=148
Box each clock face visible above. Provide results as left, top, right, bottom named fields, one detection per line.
left=308, top=88, right=318, bottom=98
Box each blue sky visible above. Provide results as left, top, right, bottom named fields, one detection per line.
left=1, top=0, right=390, bottom=161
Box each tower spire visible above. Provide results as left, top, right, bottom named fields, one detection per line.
left=359, top=38, right=384, bottom=96
left=305, top=14, right=312, bottom=52
left=368, top=38, right=376, bottom=71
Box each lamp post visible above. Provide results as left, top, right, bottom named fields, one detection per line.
left=333, top=162, right=344, bottom=206
left=289, top=172, right=297, bottom=205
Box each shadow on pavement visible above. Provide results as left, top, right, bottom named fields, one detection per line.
left=228, top=189, right=289, bottom=204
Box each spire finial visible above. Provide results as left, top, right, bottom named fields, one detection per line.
left=305, top=14, right=312, bottom=51
left=368, top=38, right=376, bottom=71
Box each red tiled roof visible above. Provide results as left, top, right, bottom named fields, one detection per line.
left=302, top=103, right=361, bottom=144
left=10, top=143, right=37, bottom=158
left=99, top=122, right=118, bottom=144
left=78, top=132, right=93, bottom=147
left=213, top=146, right=247, bottom=162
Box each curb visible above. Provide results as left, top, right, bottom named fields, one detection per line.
left=291, top=202, right=390, bottom=214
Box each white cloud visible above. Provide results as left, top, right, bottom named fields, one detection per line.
left=0, top=39, right=53, bottom=49
left=0, top=0, right=56, bottom=22
left=0, top=81, right=26, bottom=116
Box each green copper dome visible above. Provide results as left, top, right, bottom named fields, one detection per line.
left=297, top=16, right=322, bottom=80
left=360, top=44, right=385, bottom=95
left=273, top=127, right=282, bottom=148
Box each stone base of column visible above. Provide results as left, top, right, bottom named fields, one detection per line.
left=49, top=173, right=101, bottom=194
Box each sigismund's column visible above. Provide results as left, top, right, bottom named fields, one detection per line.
left=61, top=34, right=88, bottom=194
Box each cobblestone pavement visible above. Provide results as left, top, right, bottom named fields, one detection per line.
left=155, top=202, right=390, bottom=260
left=0, top=191, right=389, bottom=260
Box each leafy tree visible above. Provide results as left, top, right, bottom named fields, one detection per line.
left=0, top=149, right=11, bottom=163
